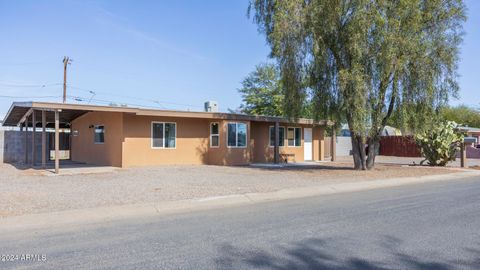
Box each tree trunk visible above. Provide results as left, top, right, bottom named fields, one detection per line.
left=366, top=136, right=380, bottom=170
left=351, top=133, right=367, bottom=170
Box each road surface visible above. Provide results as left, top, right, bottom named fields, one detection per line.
left=1, top=176, right=480, bottom=269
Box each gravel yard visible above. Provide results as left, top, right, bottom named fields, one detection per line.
left=0, top=160, right=456, bottom=217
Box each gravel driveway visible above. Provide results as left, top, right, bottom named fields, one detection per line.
left=0, top=161, right=455, bottom=217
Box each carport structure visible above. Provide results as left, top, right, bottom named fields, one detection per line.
left=2, top=102, right=129, bottom=173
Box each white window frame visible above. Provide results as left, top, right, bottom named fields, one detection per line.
left=94, top=125, right=105, bottom=144
left=151, top=121, right=177, bottom=149
left=210, top=122, right=220, bottom=148
left=268, top=126, right=286, bottom=147
left=226, top=122, right=248, bottom=148
left=287, top=127, right=302, bottom=148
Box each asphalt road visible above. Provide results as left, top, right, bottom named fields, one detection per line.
left=1, top=176, right=480, bottom=270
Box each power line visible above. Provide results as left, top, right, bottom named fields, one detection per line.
left=66, top=95, right=168, bottom=110
left=0, top=82, right=62, bottom=88
left=68, top=84, right=204, bottom=109
left=0, top=95, right=60, bottom=99
left=0, top=79, right=205, bottom=110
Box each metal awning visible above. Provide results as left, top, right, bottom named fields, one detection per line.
left=2, top=102, right=89, bottom=128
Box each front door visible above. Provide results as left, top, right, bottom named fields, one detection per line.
left=304, top=128, right=312, bottom=161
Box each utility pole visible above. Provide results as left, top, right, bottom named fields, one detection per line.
left=62, top=56, right=71, bottom=103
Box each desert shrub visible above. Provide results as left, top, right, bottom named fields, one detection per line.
left=415, top=121, right=463, bottom=166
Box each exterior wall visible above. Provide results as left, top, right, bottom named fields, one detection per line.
left=122, top=114, right=208, bottom=167
left=121, top=115, right=252, bottom=167
left=69, top=111, right=326, bottom=167
left=71, top=112, right=124, bottom=167
left=205, top=120, right=252, bottom=166
left=250, top=122, right=325, bottom=163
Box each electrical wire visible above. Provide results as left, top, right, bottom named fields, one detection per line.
left=67, top=84, right=204, bottom=109
left=0, top=80, right=205, bottom=110
left=0, top=82, right=62, bottom=88
left=0, top=95, right=60, bottom=99
left=66, top=95, right=172, bottom=110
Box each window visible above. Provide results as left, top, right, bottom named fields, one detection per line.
left=287, top=127, right=301, bottom=147
left=152, top=122, right=176, bottom=148
left=210, top=122, right=219, bottom=148
left=227, top=122, right=247, bottom=148
left=269, top=126, right=285, bottom=147
left=94, top=125, right=104, bottom=144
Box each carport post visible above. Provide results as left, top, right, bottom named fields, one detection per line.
left=41, top=110, right=46, bottom=169
left=24, top=121, right=28, bottom=164
left=54, top=110, right=60, bottom=174
left=331, top=126, right=336, bottom=162
left=274, top=121, right=280, bottom=164
left=31, top=110, right=36, bottom=166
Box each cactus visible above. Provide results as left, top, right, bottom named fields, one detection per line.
left=415, top=121, right=463, bottom=166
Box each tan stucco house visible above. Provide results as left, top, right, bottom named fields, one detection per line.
left=2, top=102, right=334, bottom=172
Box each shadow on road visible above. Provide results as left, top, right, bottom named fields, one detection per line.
left=214, top=236, right=480, bottom=270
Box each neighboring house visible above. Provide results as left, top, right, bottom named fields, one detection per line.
left=2, top=102, right=333, bottom=170
left=340, top=125, right=402, bottom=137
left=457, top=126, right=480, bottom=147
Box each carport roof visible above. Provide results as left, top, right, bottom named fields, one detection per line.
left=2, top=101, right=334, bottom=127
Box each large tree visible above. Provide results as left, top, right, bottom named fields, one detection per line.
left=249, top=0, right=465, bottom=170
left=238, top=63, right=284, bottom=116
left=238, top=62, right=315, bottom=118
left=440, top=104, right=480, bottom=128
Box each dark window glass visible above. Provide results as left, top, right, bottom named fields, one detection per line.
left=165, top=123, right=176, bottom=148
left=295, top=128, right=301, bottom=146
left=152, top=123, right=164, bottom=148
left=270, top=127, right=275, bottom=146
left=237, top=123, right=247, bottom=147
left=211, top=135, right=219, bottom=147
left=211, top=123, right=219, bottom=147
left=269, top=127, right=285, bottom=147
left=287, top=128, right=295, bottom=146
left=94, top=126, right=104, bottom=144
left=211, top=123, right=219, bottom=135
left=279, top=127, right=285, bottom=146
left=227, top=123, right=236, bottom=146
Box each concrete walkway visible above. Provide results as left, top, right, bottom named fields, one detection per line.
left=1, top=169, right=479, bottom=233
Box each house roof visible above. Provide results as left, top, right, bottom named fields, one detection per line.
left=457, top=126, right=480, bottom=133
left=2, top=101, right=334, bottom=127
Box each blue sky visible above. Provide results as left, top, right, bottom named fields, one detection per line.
left=0, top=0, right=478, bottom=119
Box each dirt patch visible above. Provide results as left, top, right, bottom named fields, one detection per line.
left=0, top=162, right=457, bottom=218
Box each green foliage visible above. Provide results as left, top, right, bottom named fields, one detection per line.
left=238, top=63, right=284, bottom=116
left=415, top=121, right=463, bottom=166
left=249, top=0, right=466, bottom=169
left=238, top=62, right=314, bottom=117
left=440, top=105, right=480, bottom=128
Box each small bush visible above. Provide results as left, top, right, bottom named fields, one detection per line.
left=415, top=121, right=463, bottom=166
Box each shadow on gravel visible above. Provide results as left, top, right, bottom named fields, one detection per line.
left=246, top=164, right=355, bottom=172
left=214, top=236, right=480, bottom=270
